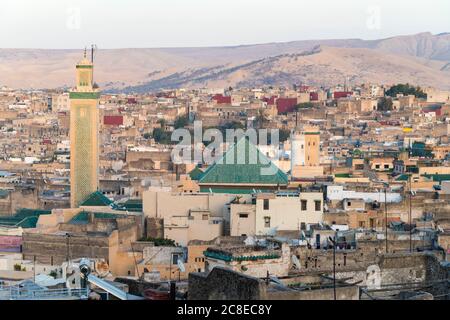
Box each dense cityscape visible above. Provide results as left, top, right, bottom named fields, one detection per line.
left=0, top=1, right=449, bottom=306
left=0, top=50, right=449, bottom=301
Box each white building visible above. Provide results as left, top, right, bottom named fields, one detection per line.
left=230, top=191, right=324, bottom=237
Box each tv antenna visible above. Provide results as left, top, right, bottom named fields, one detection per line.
left=90, top=44, right=98, bottom=63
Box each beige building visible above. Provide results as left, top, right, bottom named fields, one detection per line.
left=143, top=190, right=236, bottom=245
left=164, top=210, right=224, bottom=247
left=418, top=166, right=450, bottom=176
left=370, top=157, right=394, bottom=171
left=425, top=88, right=450, bottom=103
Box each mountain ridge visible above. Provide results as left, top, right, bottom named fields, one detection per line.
left=0, top=32, right=449, bottom=91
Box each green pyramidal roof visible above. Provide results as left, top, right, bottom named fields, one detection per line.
left=80, top=191, right=113, bottom=207
left=189, top=167, right=204, bottom=181
left=199, top=137, right=288, bottom=186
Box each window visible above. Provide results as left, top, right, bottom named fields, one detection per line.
left=375, top=164, right=380, bottom=169
left=239, top=213, right=249, bottom=218
left=347, top=201, right=351, bottom=206
left=384, top=164, right=389, bottom=169
left=301, top=200, right=307, bottom=211
left=301, top=222, right=306, bottom=231
left=172, top=254, right=179, bottom=265
left=264, top=216, right=271, bottom=228
left=263, top=199, right=269, bottom=210
left=202, top=214, right=208, bottom=220
left=315, top=200, right=321, bottom=211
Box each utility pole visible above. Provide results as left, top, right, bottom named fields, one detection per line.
left=384, top=186, right=388, bottom=253
left=409, top=175, right=413, bottom=253
left=329, top=236, right=337, bottom=300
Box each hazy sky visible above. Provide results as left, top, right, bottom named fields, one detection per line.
left=0, top=0, right=449, bottom=49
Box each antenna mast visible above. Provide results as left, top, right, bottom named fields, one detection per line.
left=91, top=44, right=97, bottom=64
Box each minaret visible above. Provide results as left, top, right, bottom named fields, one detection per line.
left=290, top=124, right=320, bottom=175
left=69, top=49, right=100, bottom=208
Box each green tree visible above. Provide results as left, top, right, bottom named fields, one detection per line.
left=139, top=237, right=176, bottom=247
left=278, top=129, right=291, bottom=143
left=377, top=97, right=393, bottom=111
left=152, top=127, right=172, bottom=144
left=220, top=121, right=245, bottom=132
left=386, top=83, right=427, bottom=98
left=295, top=102, right=314, bottom=110
left=157, top=118, right=166, bottom=128
left=174, top=115, right=189, bottom=129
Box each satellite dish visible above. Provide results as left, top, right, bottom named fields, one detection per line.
left=266, top=227, right=278, bottom=237
left=301, top=230, right=306, bottom=239
left=244, top=236, right=256, bottom=246
left=291, top=255, right=301, bottom=269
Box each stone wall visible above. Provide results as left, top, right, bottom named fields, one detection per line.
left=267, top=286, right=360, bottom=300
left=22, top=232, right=110, bottom=265
left=188, top=266, right=359, bottom=300
left=188, top=267, right=266, bottom=300
left=145, top=217, right=164, bottom=239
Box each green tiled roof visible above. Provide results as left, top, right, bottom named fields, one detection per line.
left=69, top=92, right=101, bottom=99
left=80, top=191, right=113, bottom=207
left=199, top=187, right=273, bottom=194
left=395, top=174, right=410, bottom=181
left=0, top=189, right=10, bottom=199
left=335, top=173, right=351, bottom=178
left=0, top=209, right=51, bottom=228
left=422, top=174, right=450, bottom=182
left=114, top=199, right=143, bottom=212
left=199, top=137, right=288, bottom=186
left=69, top=211, right=128, bottom=224
left=188, top=167, right=204, bottom=181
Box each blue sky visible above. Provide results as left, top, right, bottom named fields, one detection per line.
left=0, top=0, right=449, bottom=48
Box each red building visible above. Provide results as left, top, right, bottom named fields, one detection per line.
left=212, top=94, right=232, bottom=104
left=276, top=98, right=298, bottom=113
left=104, top=115, right=124, bottom=126
left=333, top=91, right=353, bottom=99
left=310, top=92, right=319, bottom=101
left=127, top=97, right=137, bottom=104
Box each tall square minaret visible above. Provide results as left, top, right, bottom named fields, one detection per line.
left=69, top=51, right=100, bottom=208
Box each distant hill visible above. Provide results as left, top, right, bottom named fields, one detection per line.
left=0, top=32, right=449, bottom=91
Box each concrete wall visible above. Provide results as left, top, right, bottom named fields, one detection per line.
left=230, top=204, right=256, bottom=237
left=254, top=193, right=323, bottom=235
left=143, top=191, right=233, bottom=219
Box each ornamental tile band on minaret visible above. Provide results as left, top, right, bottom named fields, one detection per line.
left=69, top=50, right=100, bottom=208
